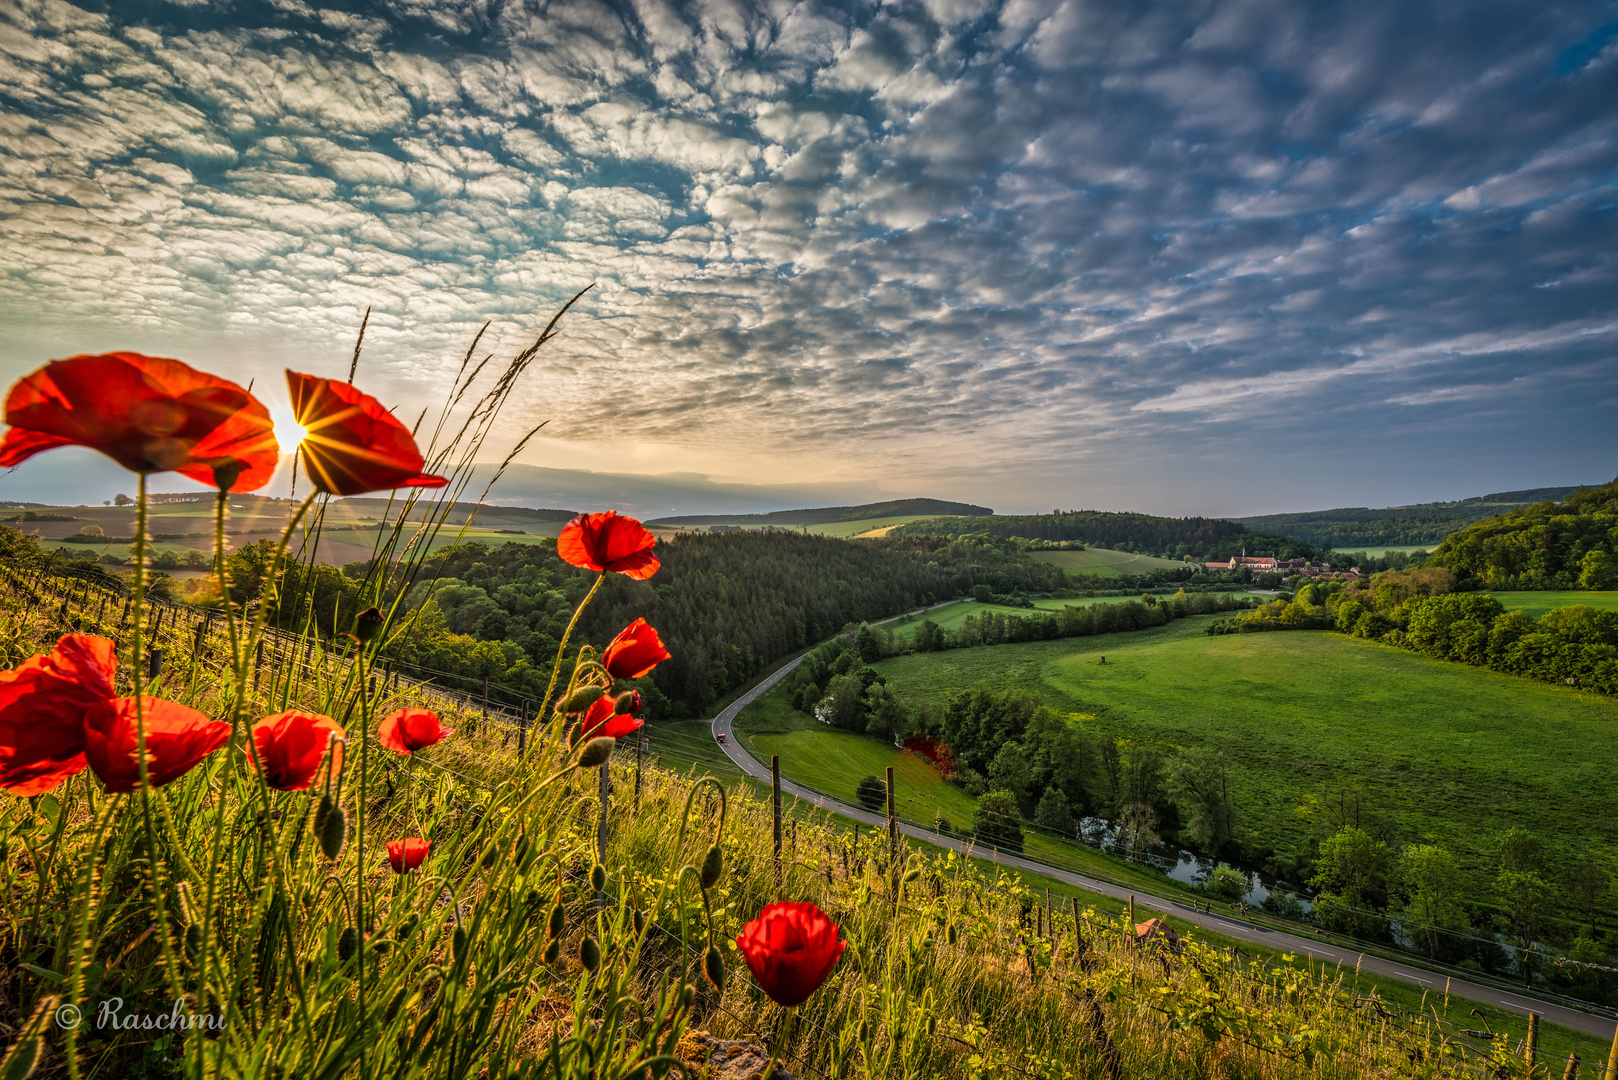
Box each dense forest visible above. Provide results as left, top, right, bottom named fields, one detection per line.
left=1425, top=477, right=1618, bottom=589
left=647, top=497, right=992, bottom=527
left=1238, top=486, right=1590, bottom=548
left=237, top=530, right=1060, bottom=717
left=889, top=510, right=1310, bottom=560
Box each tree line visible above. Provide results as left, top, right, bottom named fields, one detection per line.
left=887, top=511, right=1313, bottom=560
left=1426, top=476, right=1618, bottom=589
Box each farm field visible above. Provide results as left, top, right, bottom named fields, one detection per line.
left=1333, top=544, right=1434, bottom=558
left=1029, top=547, right=1186, bottom=577
left=885, top=596, right=1161, bottom=639
left=1489, top=590, right=1618, bottom=617
left=872, top=619, right=1618, bottom=883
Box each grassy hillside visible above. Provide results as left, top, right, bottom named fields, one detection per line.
left=646, top=497, right=992, bottom=528
left=872, top=619, right=1618, bottom=884
left=1490, top=590, right=1618, bottom=617
left=888, top=510, right=1310, bottom=562
left=1237, top=486, right=1593, bottom=548
left=1029, top=547, right=1187, bottom=577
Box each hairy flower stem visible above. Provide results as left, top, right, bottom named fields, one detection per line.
left=540, top=571, right=604, bottom=716
left=129, top=473, right=187, bottom=1004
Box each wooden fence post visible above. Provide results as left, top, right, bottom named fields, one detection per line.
left=886, top=765, right=897, bottom=903
left=1527, top=1012, right=1539, bottom=1074
left=634, top=734, right=643, bottom=809
left=147, top=648, right=163, bottom=680
left=772, top=755, right=782, bottom=888
left=254, top=639, right=264, bottom=691
left=1604, top=1021, right=1618, bottom=1080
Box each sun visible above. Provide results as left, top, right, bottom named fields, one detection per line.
left=273, top=418, right=307, bottom=454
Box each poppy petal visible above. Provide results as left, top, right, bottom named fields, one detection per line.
left=287, top=372, right=447, bottom=496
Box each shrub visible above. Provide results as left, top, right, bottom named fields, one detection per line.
left=855, top=774, right=887, bottom=811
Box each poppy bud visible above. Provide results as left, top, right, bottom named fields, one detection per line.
left=385, top=986, right=411, bottom=1024
left=480, top=844, right=499, bottom=870
left=902, top=867, right=921, bottom=883
left=316, top=797, right=346, bottom=860
left=560, top=685, right=606, bottom=713
left=679, top=983, right=695, bottom=1009
left=544, top=938, right=561, bottom=965
left=452, top=926, right=469, bottom=965
left=633, top=908, right=646, bottom=935
left=185, top=923, right=203, bottom=962
left=523, top=887, right=543, bottom=913
left=703, top=944, right=725, bottom=992
left=579, top=936, right=600, bottom=973
left=547, top=899, right=566, bottom=938
left=613, top=690, right=641, bottom=716
left=700, top=844, right=723, bottom=890
left=577, top=736, right=615, bottom=768
left=947, top=924, right=958, bottom=945
left=395, top=914, right=418, bottom=940
left=337, top=926, right=358, bottom=962
left=352, top=606, right=385, bottom=643
left=590, top=864, right=606, bottom=892
left=2, top=1032, right=40, bottom=1080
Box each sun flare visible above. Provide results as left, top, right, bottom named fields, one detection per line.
left=273, top=419, right=306, bottom=454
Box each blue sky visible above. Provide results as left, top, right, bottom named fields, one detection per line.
left=0, top=0, right=1615, bottom=516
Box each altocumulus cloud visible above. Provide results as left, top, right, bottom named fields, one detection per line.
left=0, top=0, right=1616, bottom=511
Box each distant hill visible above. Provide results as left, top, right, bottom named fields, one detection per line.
left=1236, top=485, right=1597, bottom=548
left=646, top=498, right=993, bottom=528
left=887, top=510, right=1313, bottom=560
left=1429, top=477, right=1618, bottom=589
left=341, top=498, right=577, bottom=524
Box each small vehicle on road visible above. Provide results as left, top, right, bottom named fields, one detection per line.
left=716, top=732, right=727, bottom=744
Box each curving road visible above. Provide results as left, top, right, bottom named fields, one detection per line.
left=707, top=620, right=1618, bottom=1044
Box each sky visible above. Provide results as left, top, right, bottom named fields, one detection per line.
left=0, top=0, right=1616, bottom=517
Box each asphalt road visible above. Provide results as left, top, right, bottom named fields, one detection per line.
left=708, top=632, right=1618, bottom=1044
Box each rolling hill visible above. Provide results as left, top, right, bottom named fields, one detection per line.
left=645, top=498, right=992, bottom=529
left=1236, top=485, right=1597, bottom=548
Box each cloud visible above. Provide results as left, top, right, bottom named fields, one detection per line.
left=0, top=0, right=1613, bottom=517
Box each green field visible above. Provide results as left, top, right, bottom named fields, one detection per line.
left=1029, top=548, right=1187, bottom=578
left=1489, top=591, right=1618, bottom=618
left=1334, top=544, right=1434, bottom=558
left=871, top=618, right=1618, bottom=881
left=886, top=597, right=1142, bottom=639
left=806, top=514, right=938, bottom=538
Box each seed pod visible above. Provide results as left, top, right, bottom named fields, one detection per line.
left=452, top=926, right=469, bottom=965
left=316, top=797, right=346, bottom=861
left=579, top=936, right=600, bottom=973
left=337, top=926, right=359, bottom=963
left=560, top=685, right=606, bottom=713
left=702, top=945, right=724, bottom=992
left=395, top=914, right=418, bottom=940
left=590, top=864, right=606, bottom=892
left=384, top=986, right=411, bottom=1024
left=548, top=901, right=565, bottom=939
left=543, top=938, right=561, bottom=965
left=699, top=844, right=723, bottom=890
left=352, top=606, right=385, bottom=643
left=0, top=1033, right=41, bottom=1080
left=577, top=736, right=615, bottom=768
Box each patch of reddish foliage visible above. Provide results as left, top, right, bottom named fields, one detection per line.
left=902, top=735, right=958, bottom=779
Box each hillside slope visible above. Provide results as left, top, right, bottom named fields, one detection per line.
left=889, top=510, right=1311, bottom=560
left=1428, top=476, right=1618, bottom=588
left=646, top=497, right=992, bottom=527
left=1237, top=485, right=1593, bottom=547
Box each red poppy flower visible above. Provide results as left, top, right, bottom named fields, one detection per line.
left=249, top=710, right=344, bottom=792
left=0, top=353, right=278, bottom=491
left=557, top=512, right=659, bottom=580
left=576, top=695, right=643, bottom=742
left=388, top=837, right=431, bottom=874
left=0, top=634, right=116, bottom=796
left=378, top=707, right=453, bottom=754
left=602, top=619, right=671, bottom=680
left=286, top=371, right=447, bottom=496
left=83, top=697, right=231, bottom=793
left=735, top=901, right=846, bottom=1007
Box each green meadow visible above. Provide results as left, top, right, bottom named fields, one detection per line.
left=1489, top=590, right=1618, bottom=617
left=1029, top=547, right=1187, bottom=577
left=871, top=617, right=1618, bottom=880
